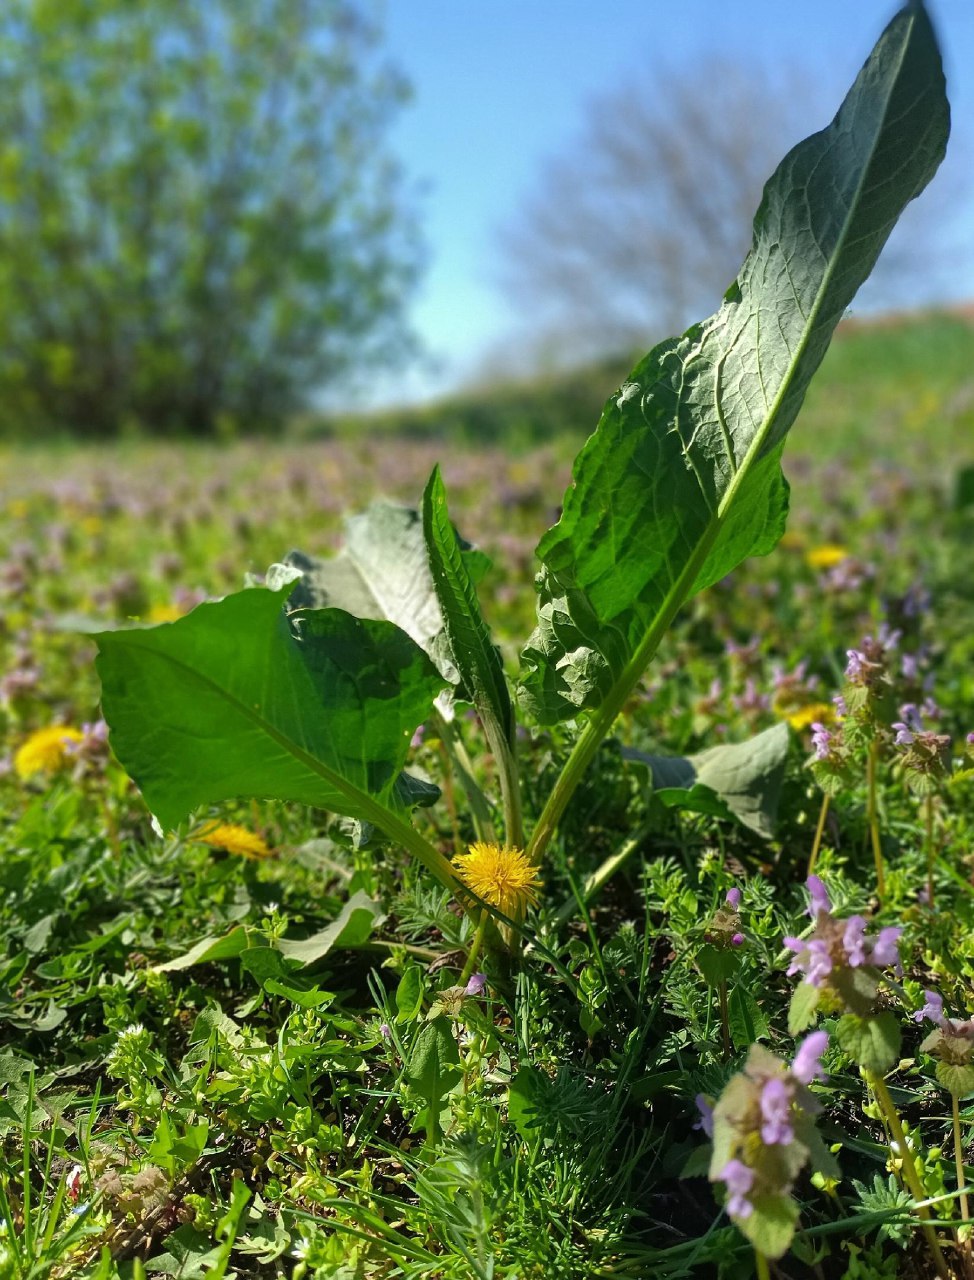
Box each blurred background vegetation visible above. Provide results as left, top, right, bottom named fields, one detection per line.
left=0, top=0, right=419, bottom=438
left=0, top=0, right=967, bottom=444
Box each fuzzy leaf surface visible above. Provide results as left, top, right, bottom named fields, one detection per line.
left=285, top=500, right=489, bottom=685
left=95, top=584, right=446, bottom=831
left=520, top=3, right=949, bottom=724
left=423, top=465, right=514, bottom=751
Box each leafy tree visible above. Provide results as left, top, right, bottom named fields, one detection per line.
left=497, top=55, right=956, bottom=365
left=0, top=0, right=419, bottom=437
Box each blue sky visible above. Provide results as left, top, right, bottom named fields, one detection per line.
left=370, top=0, right=973, bottom=406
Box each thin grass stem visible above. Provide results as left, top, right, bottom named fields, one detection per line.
left=866, top=1071, right=950, bottom=1280
left=808, top=792, right=830, bottom=877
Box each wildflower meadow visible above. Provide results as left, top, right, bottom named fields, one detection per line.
left=4, top=3, right=974, bottom=1278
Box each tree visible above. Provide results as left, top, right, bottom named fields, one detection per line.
left=497, top=56, right=957, bottom=365
left=0, top=0, right=419, bottom=436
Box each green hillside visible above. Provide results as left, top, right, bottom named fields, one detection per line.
left=332, top=309, right=974, bottom=469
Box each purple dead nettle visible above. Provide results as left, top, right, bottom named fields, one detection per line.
left=783, top=875, right=902, bottom=990
left=708, top=885, right=746, bottom=948
left=707, top=1031, right=831, bottom=1223
left=810, top=722, right=836, bottom=762
left=914, top=989, right=974, bottom=1068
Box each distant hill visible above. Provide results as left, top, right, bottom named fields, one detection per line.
left=322, top=309, right=974, bottom=457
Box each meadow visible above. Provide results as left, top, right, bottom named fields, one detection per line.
left=3, top=5, right=974, bottom=1275
left=2, top=304, right=974, bottom=1279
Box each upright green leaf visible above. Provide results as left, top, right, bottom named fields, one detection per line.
left=423, top=465, right=521, bottom=843
left=95, top=584, right=452, bottom=882
left=521, top=2, right=948, bottom=725
left=407, top=1016, right=462, bottom=1144
left=284, top=501, right=490, bottom=686
left=423, top=466, right=514, bottom=748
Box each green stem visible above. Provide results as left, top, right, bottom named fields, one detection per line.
left=459, top=910, right=489, bottom=988
left=866, top=1071, right=950, bottom=1280
left=488, top=721, right=524, bottom=851
left=525, top=516, right=726, bottom=866
left=718, top=980, right=731, bottom=1059
left=926, top=793, right=936, bottom=911
left=953, top=1093, right=973, bottom=1268
left=866, top=740, right=886, bottom=901
left=434, top=710, right=496, bottom=845
left=754, top=1249, right=771, bottom=1280
left=435, top=738, right=464, bottom=857
left=550, top=823, right=652, bottom=927
left=807, top=792, right=830, bottom=878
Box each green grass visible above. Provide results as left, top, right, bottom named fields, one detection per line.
left=4, top=308, right=974, bottom=1277
left=324, top=309, right=974, bottom=462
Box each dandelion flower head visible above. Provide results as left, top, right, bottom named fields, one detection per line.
left=805, top=544, right=849, bottom=571
left=14, top=725, right=84, bottom=779
left=192, top=821, right=272, bottom=859
left=453, top=842, right=541, bottom=919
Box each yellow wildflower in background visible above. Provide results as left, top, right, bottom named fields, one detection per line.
left=452, top=842, right=541, bottom=920
left=192, top=822, right=272, bottom=859
left=14, top=725, right=84, bottom=779
left=785, top=702, right=835, bottom=732
left=805, top=544, right=849, bottom=571
left=146, top=602, right=186, bottom=624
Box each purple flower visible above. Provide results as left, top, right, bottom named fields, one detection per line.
left=694, top=1093, right=714, bottom=1138
left=842, top=916, right=869, bottom=967
left=845, top=649, right=866, bottom=681
left=759, top=1077, right=795, bottom=1145
left=791, top=1031, right=829, bottom=1085
left=410, top=723, right=426, bottom=749
left=783, top=935, right=833, bottom=988
left=718, top=1159, right=755, bottom=1219
left=901, top=653, right=920, bottom=681
left=892, top=722, right=915, bottom=747
left=464, top=972, right=487, bottom=996
left=833, top=693, right=848, bottom=717
left=725, top=888, right=742, bottom=910
left=914, top=990, right=944, bottom=1026
left=811, top=722, right=832, bottom=761
left=877, top=623, right=902, bottom=651
left=806, top=875, right=832, bottom=918
left=731, top=932, right=745, bottom=947
left=379, top=1022, right=392, bottom=1040
left=967, top=732, right=974, bottom=748
left=870, top=927, right=902, bottom=970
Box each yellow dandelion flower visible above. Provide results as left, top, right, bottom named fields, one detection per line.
left=192, top=822, right=272, bottom=859
left=14, top=725, right=84, bottom=780
left=785, top=702, right=836, bottom=731
left=805, top=544, right=849, bottom=571
left=452, top=842, right=541, bottom=920
left=146, top=602, right=186, bottom=624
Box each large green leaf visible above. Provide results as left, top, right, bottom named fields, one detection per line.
left=520, top=2, right=948, bottom=725
left=624, top=722, right=790, bottom=839
left=423, top=466, right=514, bottom=749
left=95, top=583, right=447, bottom=834
left=284, top=500, right=489, bottom=687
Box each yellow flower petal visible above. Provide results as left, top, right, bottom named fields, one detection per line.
left=452, top=842, right=541, bottom=920
left=785, top=702, right=835, bottom=731
left=192, top=822, right=272, bottom=859
left=805, top=544, right=849, bottom=571
left=14, top=725, right=84, bottom=780
left=146, top=602, right=186, bottom=624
